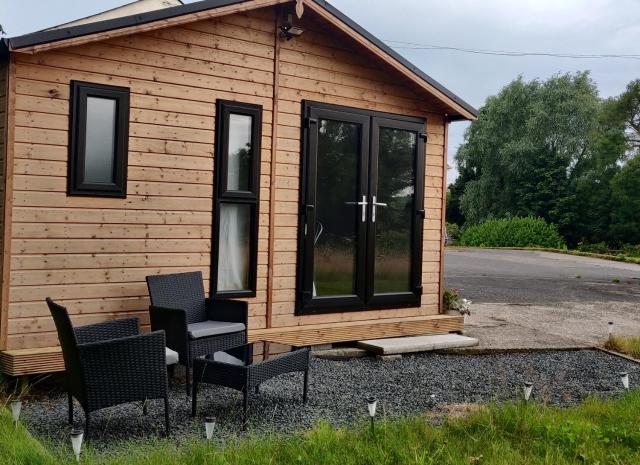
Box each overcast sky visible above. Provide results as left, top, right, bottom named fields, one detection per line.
left=2, top=0, right=639, bottom=183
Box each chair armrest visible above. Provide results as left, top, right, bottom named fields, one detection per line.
left=75, top=318, right=139, bottom=344
left=205, top=299, right=248, bottom=326
left=149, top=306, right=188, bottom=357
left=78, top=331, right=168, bottom=403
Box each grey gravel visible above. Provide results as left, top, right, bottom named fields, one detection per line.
left=20, top=349, right=639, bottom=449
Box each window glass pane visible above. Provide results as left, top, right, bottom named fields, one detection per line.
left=217, top=203, right=251, bottom=292
left=313, top=119, right=361, bottom=297
left=84, top=96, right=117, bottom=184
left=227, top=113, right=253, bottom=191
left=373, top=127, right=417, bottom=293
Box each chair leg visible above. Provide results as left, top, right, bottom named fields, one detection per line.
left=85, top=411, right=91, bottom=440
left=68, top=392, right=74, bottom=425
left=242, top=387, right=249, bottom=431
left=186, top=366, right=191, bottom=398
left=303, top=369, right=309, bottom=404
left=164, top=397, right=170, bottom=437
left=168, top=365, right=175, bottom=386
left=191, top=379, right=198, bottom=417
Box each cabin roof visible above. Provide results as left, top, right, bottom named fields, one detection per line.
left=2, top=0, right=477, bottom=120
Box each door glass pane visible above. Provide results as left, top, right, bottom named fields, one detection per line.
left=217, top=203, right=251, bottom=291
left=314, top=119, right=361, bottom=297
left=84, top=96, right=117, bottom=184
left=227, top=113, right=253, bottom=191
left=374, top=127, right=417, bottom=293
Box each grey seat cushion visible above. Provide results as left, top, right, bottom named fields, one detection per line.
left=187, top=321, right=246, bottom=339
left=165, top=347, right=179, bottom=366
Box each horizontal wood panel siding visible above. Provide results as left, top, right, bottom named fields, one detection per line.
left=7, top=10, right=276, bottom=349
left=269, top=9, right=447, bottom=329
left=0, top=60, right=7, bottom=349
left=5, top=5, right=454, bottom=359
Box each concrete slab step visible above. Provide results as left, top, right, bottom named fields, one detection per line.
left=357, top=334, right=479, bottom=355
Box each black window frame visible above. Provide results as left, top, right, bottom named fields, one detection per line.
left=211, top=100, right=262, bottom=299
left=68, top=81, right=130, bottom=197
left=296, top=100, right=427, bottom=315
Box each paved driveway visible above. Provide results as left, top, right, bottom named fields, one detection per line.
left=444, top=248, right=640, bottom=350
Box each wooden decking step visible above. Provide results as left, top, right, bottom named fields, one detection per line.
left=357, top=334, right=479, bottom=355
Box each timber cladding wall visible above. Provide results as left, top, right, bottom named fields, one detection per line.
left=4, top=5, right=448, bottom=351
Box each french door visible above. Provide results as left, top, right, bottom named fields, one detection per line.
left=297, top=101, right=426, bottom=314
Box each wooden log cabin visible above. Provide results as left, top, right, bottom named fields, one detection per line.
left=0, top=0, right=477, bottom=376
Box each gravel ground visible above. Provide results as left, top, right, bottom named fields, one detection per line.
left=20, top=350, right=639, bottom=449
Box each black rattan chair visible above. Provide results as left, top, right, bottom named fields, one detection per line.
left=46, top=298, right=170, bottom=437
left=146, top=271, right=248, bottom=396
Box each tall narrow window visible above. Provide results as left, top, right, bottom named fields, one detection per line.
left=68, top=81, right=129, bottom=197
left=212, top=100, right=262, bottom=298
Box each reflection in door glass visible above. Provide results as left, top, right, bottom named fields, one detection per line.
left=314, top=119, right=360, bottom=297
left=374, top=128, right=417, bottom=293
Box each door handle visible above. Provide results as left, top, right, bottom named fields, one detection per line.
left=371, top=196, right=387, bottom=223
left=345, top=195, right=368, bottom=222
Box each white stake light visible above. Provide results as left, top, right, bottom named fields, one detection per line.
left=10, top=400, right=22, bottom=426
left=523, top=382, right=533, bottom=401
left=620, top=372, right=629, bottom=390
left=367, top=397, right=378, bottom=418
left=608, top=322, right=614, bottom=338
left=70, top=428, right=83, bottom=462
left=205, top=417, right=216, bottom=440
left=366, top=397, right=377, bottom=434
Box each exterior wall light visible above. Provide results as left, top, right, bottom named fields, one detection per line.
left=523, top=382, right=533, bottom=401
left=608, top=322, right=614, bottom=338
left=280, top=14, right=304, bottom=40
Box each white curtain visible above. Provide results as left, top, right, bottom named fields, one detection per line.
left=217, top=204, right=248, bottom=291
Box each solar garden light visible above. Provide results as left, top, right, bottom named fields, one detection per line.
left=620, top=372, right=629, bottom=390
left=608, top=322, right=614, bottom=339
left=366, top=396, right=377, bottom=434
left=10, top=400, right=22, bottom=427
left=523, top=382, right=533, bottom=401
left=205, top=416, right=216, bottom=440
left=70, top=428, right=84, bottom=462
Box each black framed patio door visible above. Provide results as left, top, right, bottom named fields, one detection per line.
left=297, top=102, right=426, bottom=315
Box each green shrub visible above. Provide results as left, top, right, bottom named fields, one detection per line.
left=577, top=242, right=610, bottom=254
left=445, top=222, right=460, bottom=243
left=459, top=217, right=566, bottom=248
left=620, top=244, right=640, bottom=258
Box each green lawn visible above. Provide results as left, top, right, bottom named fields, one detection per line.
left=3, top=391, right=640, bottom=464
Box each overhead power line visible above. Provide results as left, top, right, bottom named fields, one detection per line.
left=384, top=39, right=640, bottom=60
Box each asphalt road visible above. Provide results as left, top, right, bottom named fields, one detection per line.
left=445, top=248, right=640, bottom=304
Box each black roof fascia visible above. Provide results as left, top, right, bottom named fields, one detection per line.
left=8, top=0, right=477, bottom=118
left=8, top=0, right=247, bottom=50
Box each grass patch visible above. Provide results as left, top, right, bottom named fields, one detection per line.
left=605, top=336, right=640, bottom=359
left=4, top=392, right=640, bottom=464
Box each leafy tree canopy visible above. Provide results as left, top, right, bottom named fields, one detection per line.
left=449, top=73, right=639, bottom=248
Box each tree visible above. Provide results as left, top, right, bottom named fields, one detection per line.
left=609, top=156, right=640, bottom=245
left=454, top=72, right=601, bottom=243
left=600, top=79, right=640, bottom=158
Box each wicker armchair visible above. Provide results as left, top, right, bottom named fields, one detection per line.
left=146, top=271, right=248, bottom=396
left=46, top=298, right=170, bottom=437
